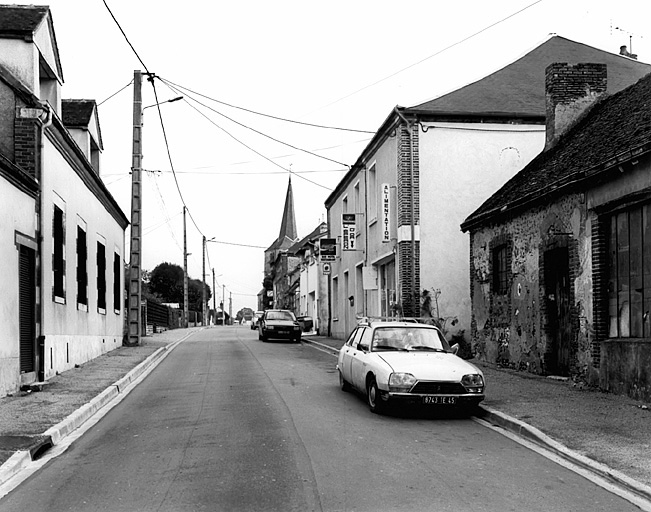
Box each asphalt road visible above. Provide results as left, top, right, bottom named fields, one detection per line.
left=0, top=327, right=642, bottom=511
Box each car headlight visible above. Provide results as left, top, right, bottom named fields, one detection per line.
left=461, top=374, right=484, bottom=393
left=389, top=372, right=417, bottom=392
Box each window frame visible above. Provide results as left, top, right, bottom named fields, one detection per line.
left=492, top=244, right=509, bottom=296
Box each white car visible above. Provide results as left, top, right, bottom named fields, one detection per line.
left=337, top=321, right=485, bottom=414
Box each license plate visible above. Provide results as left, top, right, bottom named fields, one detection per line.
left=422, top=396, right=456, bottom=405
left=279, top=330, right=289, bottom=335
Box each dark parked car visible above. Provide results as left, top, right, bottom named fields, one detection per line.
left=259, top=309, right=301, bottom=342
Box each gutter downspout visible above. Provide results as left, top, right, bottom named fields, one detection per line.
left=394, top=107, right=417, bottom=316
left=37, top=103, right=53, bottom=382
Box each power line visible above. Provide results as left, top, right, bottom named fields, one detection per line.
left=97, top=79, right=134, bottom=106
left=310, top=0, right=545, bottom=113
left=160, top=80, right=333, bottom=191
left=160, top=77, right=375, bottom=134
left=101, top=1, right=151, bottom=74
left=159, top=77, right=350, bottom=172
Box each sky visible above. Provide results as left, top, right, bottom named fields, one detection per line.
left=14, top=0, right=651, bottom=314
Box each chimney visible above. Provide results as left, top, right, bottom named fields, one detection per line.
left=619, top=45, right=638, bottom=60
left=544, top=63, right=607, bottom=150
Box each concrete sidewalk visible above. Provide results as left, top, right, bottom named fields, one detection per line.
left=0, top=327, right=201, bottom=487
left=1, top=328, right=650, bottom=507
left=302, top=335, right=651, bottom=505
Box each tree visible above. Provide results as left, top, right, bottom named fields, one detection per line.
left=147, top=262, right=211, bottom=311
left=149, top=262, right=184, bottom=304
left=188, top=277, right=211, bottom=312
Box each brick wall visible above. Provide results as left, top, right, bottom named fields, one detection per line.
left=397, top=122, right=420, bottom=317
left=14, top=117, right=40, bottom=180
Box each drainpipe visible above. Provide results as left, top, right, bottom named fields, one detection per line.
left=37, top=103, right=53, bottom=382
left=394, top=107, right=417, bottom=317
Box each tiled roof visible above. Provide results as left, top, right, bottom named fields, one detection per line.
left=410, top=36, right=651, bottom=117
left=461, top=71, right=651, bottom=231
left=62, top=100, right=95, bottom=126
left=0, top=5, right=48, bottom=36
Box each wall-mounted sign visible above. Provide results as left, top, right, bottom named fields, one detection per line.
left=319, top=238, right=337, bottom=261
left=322, top=263, right=331, bottom=275
left=381, top=183, right=391, bottom=243
left=342, top=213, right=356, bottom=251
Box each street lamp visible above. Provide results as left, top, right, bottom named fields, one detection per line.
left=142, top=95, right=183, bottom=113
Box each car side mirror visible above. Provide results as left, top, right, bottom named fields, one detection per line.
left=358, top=343, right=369, bottom=352
left=450, top=343, right=459, bottom=355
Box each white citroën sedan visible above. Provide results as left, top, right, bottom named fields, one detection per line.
left=337, top=320, right=485, bottom=414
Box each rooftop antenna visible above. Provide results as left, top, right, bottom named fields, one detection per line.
left=612, top=22, right=642, bottom=58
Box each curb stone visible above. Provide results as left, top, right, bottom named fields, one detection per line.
left=0, top=333, right=191, bottom=489
left=476, top=405, right=651, bottom=504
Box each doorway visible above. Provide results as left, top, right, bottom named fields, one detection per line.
left=544, top=247, right=571, bottom=375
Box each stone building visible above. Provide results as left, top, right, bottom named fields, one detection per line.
left=462, top=63, right=651, bottom=400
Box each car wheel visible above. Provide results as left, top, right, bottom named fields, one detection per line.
left=367, top=377, right=386, bottom=414
left=294, top=336, right=301, bottom=343
left=339, top=370, right=351, bottom=392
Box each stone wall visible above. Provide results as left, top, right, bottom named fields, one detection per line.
left=469, top=193, right=595, bottom=380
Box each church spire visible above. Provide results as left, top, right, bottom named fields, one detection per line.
left=277, top=176, right=297, bottom=243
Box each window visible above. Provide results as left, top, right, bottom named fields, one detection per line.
left=608, top=204, right=651, bottom=338
left=492, top=245, right=508, bottom=295
left=333, top=276, right=339, bottom=319
left=368, top=164, right=377, bottom=220
left=53, top=204, right=65, bottom=301
left=76, top=225, right=88, bottom=308
left=97, top=241, right=106, bottom=312
left=354, top=181, right=360, bottom=215
left=113, top=251, right=121, bottom=313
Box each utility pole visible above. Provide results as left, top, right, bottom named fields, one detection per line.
left=212, top=268, right=216, bottom=319
left=222, top=284, right=225, bottom=325
left=183, top=207, right=188, bottom=328
left=127, top=70, right=143, bottom=346
left=229, top=292, right=232, bottom=327
left=202, top=235, right=206, bottom=326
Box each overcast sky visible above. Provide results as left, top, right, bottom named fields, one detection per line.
left=15, top=0, right=651, bottom=313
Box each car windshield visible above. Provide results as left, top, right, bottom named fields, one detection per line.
left=371, top=326, right=450, bottom=352
left=266, top=311, right=295, bottom=321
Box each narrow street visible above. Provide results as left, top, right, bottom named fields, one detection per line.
left=0, top=327, right=641, bottom=511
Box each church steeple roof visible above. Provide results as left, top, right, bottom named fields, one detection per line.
left=277, top=176, right=297, bottom=243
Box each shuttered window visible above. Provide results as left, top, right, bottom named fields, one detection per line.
left=53, top=205, right=65, bottom=300
left=97, top=241, right=106, bottom=312
left=77, top=226, right=87, bottom=307
left=113, top=251, right=121, bottom=313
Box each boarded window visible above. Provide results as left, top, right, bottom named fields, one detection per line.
left=608, top=204, right=651, bottom=338
left=53, top=205, right=65, bottom=300
left=492, top=245, right=508, bottom=295
left=97, top=241, right=106, bottom=312
left=113, top=252, right=121, bottom=313
left=77, top=226, right=87, bottom=306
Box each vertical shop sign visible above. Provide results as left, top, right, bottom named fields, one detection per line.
left=342, top=213, right=356, bottom=251
left=381, top=183, right=391, bottom=242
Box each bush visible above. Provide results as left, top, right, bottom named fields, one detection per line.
left=449, top=330, right=472, bottom=359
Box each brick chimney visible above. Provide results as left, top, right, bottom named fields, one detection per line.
left=544, top=63, right=607, bottom=150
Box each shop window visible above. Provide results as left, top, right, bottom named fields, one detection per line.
left=608, top=204, right=651, bottom=338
